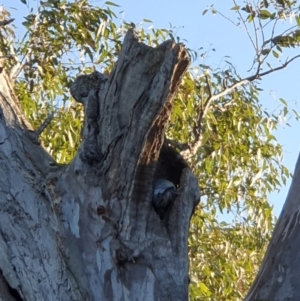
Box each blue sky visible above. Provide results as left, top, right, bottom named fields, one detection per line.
left=3, top=0, right=300, bottom=217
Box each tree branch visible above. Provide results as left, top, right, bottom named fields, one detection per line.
left=233, top=0, right=257, bottom=53
left=0, top=19, right=14, bottom=27
left=180, top=54, right=300, bottom=159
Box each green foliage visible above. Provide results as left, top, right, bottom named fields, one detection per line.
left=189, top=212, right=270, bottom=300
left=206, top=0, right=300, bottom=70
left=1, top=0, right=300, bottom=299
left=1, top=0, right=125, bottom=162
left=167, top=62, right=289, bottom=299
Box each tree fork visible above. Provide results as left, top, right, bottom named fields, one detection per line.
left=0, top=29, right=200, bottom=301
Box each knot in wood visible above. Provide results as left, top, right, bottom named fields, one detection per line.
left=70, top=71, right=108, bottom=104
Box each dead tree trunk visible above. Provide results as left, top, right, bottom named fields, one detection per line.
left=0, top=30, right=200, bottom=301
left=245, top=154, right=300, bottom=300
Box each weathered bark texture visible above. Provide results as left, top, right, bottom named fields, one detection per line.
left=245, top=154, right=300, bottom=301
left=0, top=29, right=200, bottom=301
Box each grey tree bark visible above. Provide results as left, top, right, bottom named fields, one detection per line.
left=244, top=153, right=300, bottom=301
left=0, top=29, right=200, bottom=301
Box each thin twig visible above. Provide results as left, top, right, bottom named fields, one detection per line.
left=252, top=7, right=259, bottom=51
left=215, top=9, right=240, bottom=27
left=256, top=15, right=265, bottom=64
left=181, top=54, right=300, bottom=159
left=209, top=54, right=300, bottom=103
left=233, top=0, right=257, bottom=53
left=35, top=112, right=55, bottom=137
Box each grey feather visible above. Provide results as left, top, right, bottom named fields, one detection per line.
left=152, top=179, right=177, bottom=218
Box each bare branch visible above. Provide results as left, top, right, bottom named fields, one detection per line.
left=256, top=54, right=300, bottom=78
left=181, top=54, right=300, bottom=159
left=212, top=99, right=237, bottom=113
left=214, top=9, right=240, bottom=27
left=252, top=7, right=259, bottom=51
left=35, top=112, right=55, bottom=137
left=233, top=0, right=258, bottom=54
left=27, top=112, right=55, bottom=144
left=270, top=19, right=278, bottom=42
left=263, top=24, right=297, bottom=48
left=206, top=54, right=300, bottom=112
